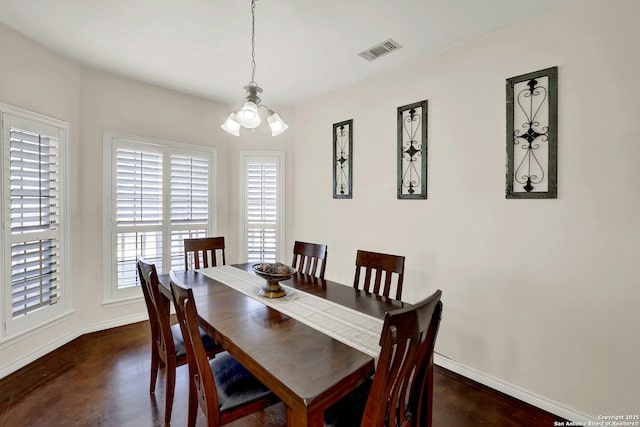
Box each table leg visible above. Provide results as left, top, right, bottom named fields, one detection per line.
left=286, top=405, right=324, bottom=427
left=286, top=405, right=306, bottom=427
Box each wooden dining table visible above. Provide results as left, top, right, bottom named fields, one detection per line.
left=159, top=263, right=407, bottom=427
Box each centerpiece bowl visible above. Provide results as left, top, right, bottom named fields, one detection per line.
left=251, top=262, right=296, bottom=298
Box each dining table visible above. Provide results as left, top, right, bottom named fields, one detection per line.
left=159, top=263, right=407, bottom=427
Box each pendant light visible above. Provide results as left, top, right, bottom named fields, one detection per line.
left=221, top=0, right=289, bottom=137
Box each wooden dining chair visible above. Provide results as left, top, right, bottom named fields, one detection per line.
left=137, top=258, right=222, bottom=424
left=324, top=289, right=443, bottom=427
left=184, top=236, right=226, bottom=270
left=170, top=281, right=283, bottom=427
left=291, top=240, right=328, bottom=279
left=353, top=249, right=405, bottom=300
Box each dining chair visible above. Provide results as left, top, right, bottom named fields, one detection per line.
left=170, top=281, right=283, bottom=427
left=291, top=240, right=328, bottom=279
left=137, top=258, right=222, bottom=424
left=184, top=236, right=226, bottom=270
left=353, top=249, right=405, bottom=300
left=324, top=289, right=443, bottom=427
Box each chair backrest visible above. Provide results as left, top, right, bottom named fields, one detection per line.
left=171, top=281, right=221, bottom=423
left=353, top=250, right=405, bottom=300
left=184, top=237, right=226, bottom=270
left=137, top=258, right=176, bottom=358
left=361, top=289, right=443, bottom=427
left=291, top=241, right=328, bottom=279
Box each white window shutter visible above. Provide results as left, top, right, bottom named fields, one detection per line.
left=115, top=149, right=163, bottom=287
left=9, top=129, right=62, bottom=317
left=170, top=155, right=209, bottom=225
left=169, top=154, right=209, bottom=270
left=241, top=152, right=284, bottom=264
left=2, top=107, right=70, bottom=337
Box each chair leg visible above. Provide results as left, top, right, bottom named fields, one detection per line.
left=187, top=375, right=198, bottom=427
left=427, top=364, right=434, bottom=427
left=164, top=361, right=177, bottom=424
left=150, top=348, right=160, bottom=393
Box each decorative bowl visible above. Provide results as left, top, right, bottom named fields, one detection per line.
left=251, top=263, right=296, bottom=298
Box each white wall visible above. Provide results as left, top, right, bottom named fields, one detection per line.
left=0, top=21, right=294, bottom=376
left=293, top=0, right=639, bottom=419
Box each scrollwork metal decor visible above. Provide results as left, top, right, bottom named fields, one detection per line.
left=397, top=100, right=427, bottom=199
left=333, top=119, right=353, bottom=199
left=506, top=67, right=558, bottom=199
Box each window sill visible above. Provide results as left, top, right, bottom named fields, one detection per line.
left=102, top=295, right=145, bottom=308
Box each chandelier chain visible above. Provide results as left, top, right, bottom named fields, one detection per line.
left=250, top=0, right=257, bottom=86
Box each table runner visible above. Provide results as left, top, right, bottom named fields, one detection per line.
left=197, top=265, right=383, bottom=362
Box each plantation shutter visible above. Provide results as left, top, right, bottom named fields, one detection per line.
left=246, top=161, right=278, bottom=263
left=169, top=154, right=209, bottom=270
left=9, top=128, right=62, bottom=318
left=115, top=148, right=163, bottom=288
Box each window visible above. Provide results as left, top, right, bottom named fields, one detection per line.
left=103, top=132, right=216, bottom=302
left=240, top=151, right=285, bottom=263
left=1, top=105, right=70, bottom=337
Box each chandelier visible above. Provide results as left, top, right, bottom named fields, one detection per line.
left=221, top=0, right=289, bottom=136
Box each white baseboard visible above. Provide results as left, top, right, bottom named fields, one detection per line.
left=0, top=313, right=148, bottom=380
left=434, top=353, right=596, bottom=423
left=74, top=313, right=149, bottom=336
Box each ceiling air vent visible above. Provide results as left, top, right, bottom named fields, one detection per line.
left=358, top=38, right=402, bottom=62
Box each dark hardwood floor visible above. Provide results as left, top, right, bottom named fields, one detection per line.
left=0, top=320, right=565, bottom=427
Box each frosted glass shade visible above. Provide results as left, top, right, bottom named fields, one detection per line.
left=267, top=112, right=289, bottom=136
left=220, top=112, right=241, bottom=136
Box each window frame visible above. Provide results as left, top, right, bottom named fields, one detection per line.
left=102, top=131, right=217, bottom=304
left=0, top=103, right=72, bottom=339
left=239, top=151, right=285, bottom=264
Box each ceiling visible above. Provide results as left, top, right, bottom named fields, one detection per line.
left=0, top=0, right=570, bottom=106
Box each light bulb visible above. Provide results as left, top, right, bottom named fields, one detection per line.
left=236, top=102, right=261, bottom=129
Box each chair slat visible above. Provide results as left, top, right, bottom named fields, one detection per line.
left=184, top=237, right=226, bottom=271
left=354, top=250, right=405, bottom=300
left=291, top=241, right=328, bottom=280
